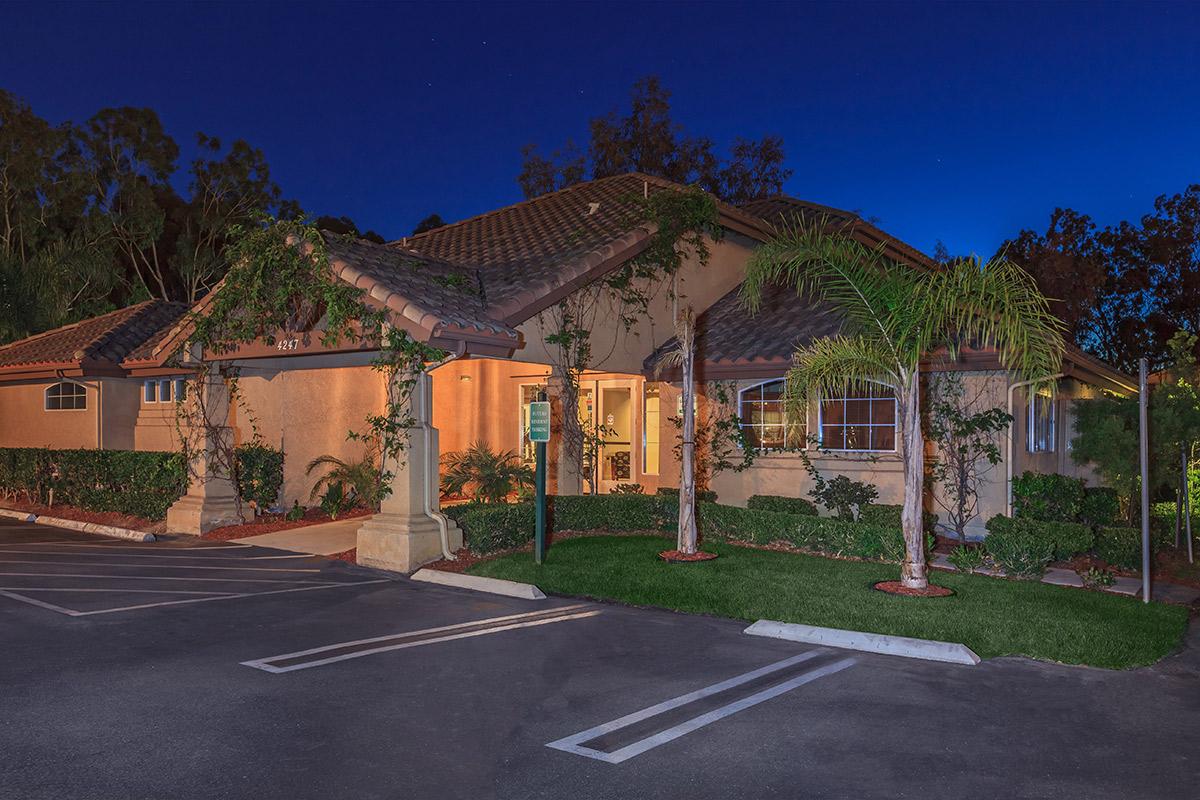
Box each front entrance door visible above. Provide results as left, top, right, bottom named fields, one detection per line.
left=597, top=384, right=634, bottom=493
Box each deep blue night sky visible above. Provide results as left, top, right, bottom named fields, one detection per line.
left=2, top=1, right=1197, bottom=256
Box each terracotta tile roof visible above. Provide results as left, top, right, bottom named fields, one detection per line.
left=0, top=301, right=188, bottom=375
left=322, top=234, right=519, bottom=343
left=738, top=195, right=935, bottom=268
left=399, top=173, right=769, bottom=325
left=644, top=283, right=844, bottom=378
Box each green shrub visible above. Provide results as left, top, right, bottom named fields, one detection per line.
left=985, top=516, right=1093, bottom=561
left=1096, top=526, right=1141, bottom=571
left=609, top=483, right=645, bottom=495
left=0, top=447, right=187, bottom=520
left=1080, top=486, right=1120, bottom=527
left=552, top=494, right=673, bottom=532
left=657, top=486, right=717, bottom=503
left=809, top=474, right=877, bottom=520
left=984, top=521, right=1054, bottom=578
left=947, top=544, right=986, bottom=573
left=746, top=495, right=818, bottom=516
left=234, top=443, right=284, bottom=510
left=857, top=503, right=938, bottom=532
left=1012, top=471, right=1085, bottom=522
left=454, top=502, right=536, bottom=554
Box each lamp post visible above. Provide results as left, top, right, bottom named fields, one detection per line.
left=1139, top=358, right=1151, bottom=604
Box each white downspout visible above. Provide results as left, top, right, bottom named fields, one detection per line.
left=421, top=346, right=464, bottom=561
left=1006, top=373, right=1064, bottom=516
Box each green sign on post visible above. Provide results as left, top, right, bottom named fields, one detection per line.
left=530, top=398, right=550, bottom=563
left=529, top=401, right=551, bottom=443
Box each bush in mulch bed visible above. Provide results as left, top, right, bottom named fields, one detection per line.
left=203, top=506, right=372, bottom=541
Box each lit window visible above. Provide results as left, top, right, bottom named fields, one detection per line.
left=643, top=384, right=660, bottom=475
left=819, top=383, right=896, bottom=452
left=144, top=380, right=157, bottom=403
left=1027, top=391, right=1056, bottom=453
left=739, top=380, right=805, bottom=450
left=45, top=382, right=87, bottom=411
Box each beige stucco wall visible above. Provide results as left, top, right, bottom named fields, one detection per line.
left=514, top=234, right=756, bottom=375
left=0, top=378, right=147, bottom=450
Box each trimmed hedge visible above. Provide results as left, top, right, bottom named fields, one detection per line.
left=449, top=493, right=934, bottom=564
left=1080, top=487, right=1121, bottom=528
left=1095, top=526, right=1142, bottom=571
left=746, top=495, right=818, bottom=516
left=657, top=486, right=717, bottom=503
left=985, top=516, right=1094, bottom=562
left=234, top=443, right=285, bottom=510
left=0, top=445, right=284, bottom=521
left=984, top=522, right=1054, bottom=578
left=0, top=447, right=187, bottom=520
left=857, top=503, right=938, bottom=532
left=1012, top=471, right=1085, bottom=522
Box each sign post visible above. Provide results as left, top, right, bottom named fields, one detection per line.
left=529, top=394, right=551, bottom=564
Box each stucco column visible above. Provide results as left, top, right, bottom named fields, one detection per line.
left=165, top=369, right=246, bottom=535
left=357, top=369, right=463, bottom=572
left=547, top=368, right=583, bottom=495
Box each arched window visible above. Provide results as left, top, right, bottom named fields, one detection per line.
left=44, top=381, right=87, bottom=411
left=739, top=379, right=805, bottom=449
left=819, top=382, right=896, bottom=452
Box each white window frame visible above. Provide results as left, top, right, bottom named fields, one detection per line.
left=738, top=378, right=805, bottom=450
left=1027, top=390, right=1057, bottom=453
left=143, top=379, right=158, bottom=403
left=642, top=383, right=661, bottom=475
left=817, top=381, right=897, bottom=453
left=44, top=381, right=87, bottom=411
left=174, top=378, right=188, bottom=403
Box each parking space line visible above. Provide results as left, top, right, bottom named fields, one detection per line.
left=69, top=579, right=391, bottom=616
left=0, top=541, right=252, bottom=551
left=242, top=604, right=600, bottom=674
left=0, top=587, right=237, bottom=596
left=546, top=653, right=856, bottom=764
left=0, top=549, right=314, bottom=561
left=0, top=558, right=322, bottom=573
left=0, top=590, right=82, bottom=616
left=0, top=571, right=345, bottom=584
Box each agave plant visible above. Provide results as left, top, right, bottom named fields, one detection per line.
left=305, top=451, right=382, bottom=511
left=441, top=440, right=533, bottom=504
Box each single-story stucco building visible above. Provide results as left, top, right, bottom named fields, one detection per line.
left=0, top=172, right=1134, bottom=568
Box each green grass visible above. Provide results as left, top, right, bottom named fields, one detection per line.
left=467, top=535, right=1190, bottom=669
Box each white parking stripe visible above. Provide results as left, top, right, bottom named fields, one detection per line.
left=243, top=604, right=599, bottom=673
left=0, top=541, right=250, bottom=551
left=0, top=571, right=343, bottom=584
left=0, top=590, right=80, bottom=616
left=546, top=654, right=856, bottom=764
left=0, top=559, right=321, bottom=573
left=0, top=549, right=313, bottom=561
left=0, top=587, right=235, bottom=595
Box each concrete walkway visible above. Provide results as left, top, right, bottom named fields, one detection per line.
left=235, top=517, right=365, bottom=555
left=930, top=553, right=1200, bottom=605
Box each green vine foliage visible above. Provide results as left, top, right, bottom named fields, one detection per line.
left=173, top=218, right=445, bottom=504
left=669, top=381, right=755, bottom=491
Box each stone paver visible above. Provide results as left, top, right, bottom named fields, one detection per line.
left=1042, top=568, right=1085, bottom=588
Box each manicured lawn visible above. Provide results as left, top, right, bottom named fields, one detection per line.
left=467, top=535, right=1191, bottom=669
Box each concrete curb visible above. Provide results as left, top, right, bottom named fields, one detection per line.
left=744, top=619, right=981, bottom=666
left=410, top=568, right=546, bottom=600
left=0, top=508, right=155, bottom=543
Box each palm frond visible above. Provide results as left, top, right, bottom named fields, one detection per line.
left=914, top=255, right=1066, bottom=384
left=785, top=335, right=900, bottom=408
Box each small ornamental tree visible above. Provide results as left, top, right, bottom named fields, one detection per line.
left=743, top=221, right=1065, bottom=590
left=926, top=372, right=1013, bottom=542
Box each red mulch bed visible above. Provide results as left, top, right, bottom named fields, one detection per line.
left=325, top=548, right=357, bottom=564
left=0, top=499, right=160, bottom=533
left=873, top=580, right=955, bottom=597
left=203, top=507, right=372, bottom=541
left=659, top=549, right=718, bottom=563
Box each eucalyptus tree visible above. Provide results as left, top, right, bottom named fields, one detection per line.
left=742, top=223, right=1065, bottom=589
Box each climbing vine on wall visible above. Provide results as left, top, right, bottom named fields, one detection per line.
left=537, top=186, right=725, bottom=490
left=171, top=218, right=445, bottom=505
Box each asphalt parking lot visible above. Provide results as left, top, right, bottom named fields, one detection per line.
left=1, top=516, right=1197, bottom=799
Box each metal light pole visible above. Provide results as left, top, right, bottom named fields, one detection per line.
left=1139, top=358, right=1151, bottom=603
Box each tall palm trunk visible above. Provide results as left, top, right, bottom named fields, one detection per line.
left=677, top=308, right=698, bottom=554
left=899, top=369, right=928, bottom=589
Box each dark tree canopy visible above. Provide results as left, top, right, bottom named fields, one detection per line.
left=518, top=76, right=792, bottom=203
left=314, top=215, right=386, bottom=244
left=998, top=186, right=1200, bottom=373
left=412, top=213, right=446, bottom=236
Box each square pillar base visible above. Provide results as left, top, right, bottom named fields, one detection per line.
left=165, top=494, right=246, bottom=536
left=356, top=514, right=463, bottom=573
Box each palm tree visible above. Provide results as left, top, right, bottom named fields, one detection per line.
left=742, top=222, right=1065, bottom=589
left=305, top=452, right=382, bottom=510
left=441, top=441, right=533, bottom=504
